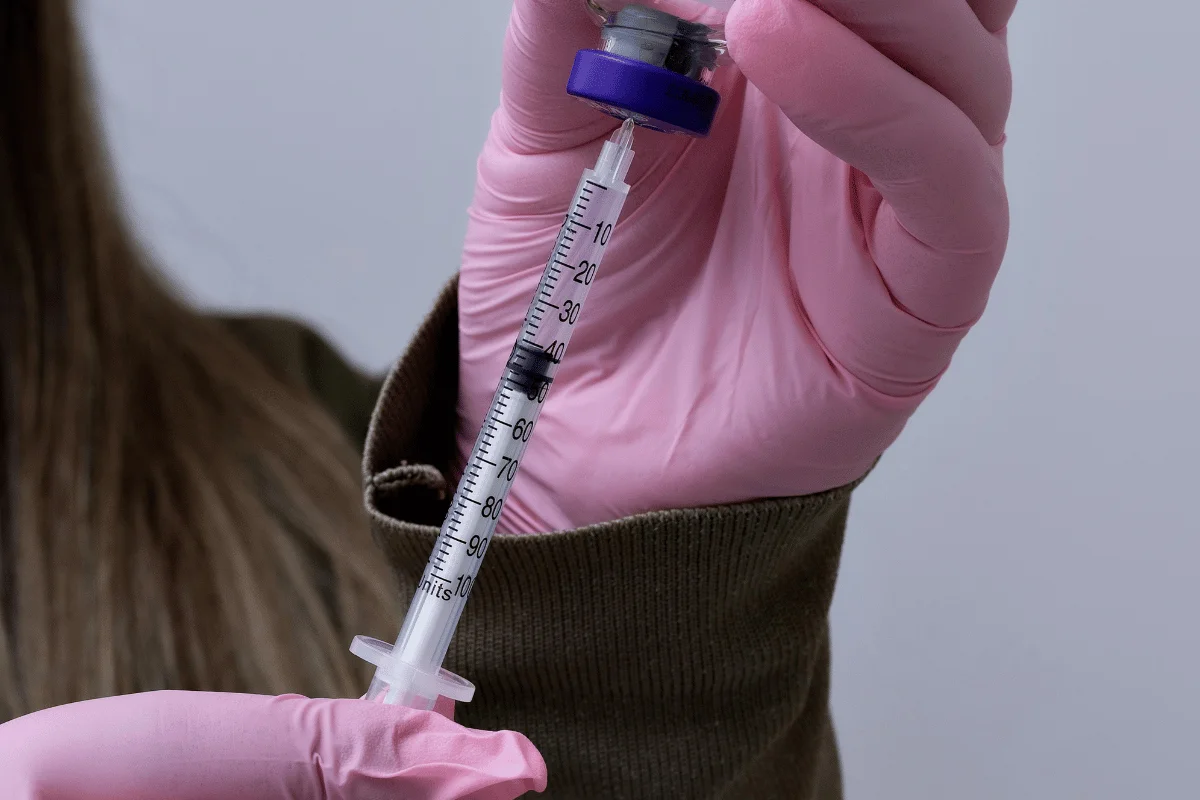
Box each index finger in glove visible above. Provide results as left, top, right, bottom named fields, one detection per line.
left=802, top=0, right=1014, bottom=142
left=0, top=691, right=546, bottom=800
left=728, top=0, right=1009, bottom=328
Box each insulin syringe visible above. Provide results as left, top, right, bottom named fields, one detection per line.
left=351, top=120, right=637, bottom=710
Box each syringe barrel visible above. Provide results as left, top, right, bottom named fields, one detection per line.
left=353, top=124, right=636, bottom=710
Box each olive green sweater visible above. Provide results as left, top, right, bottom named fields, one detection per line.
left=230, top=279, right=864, bottom=799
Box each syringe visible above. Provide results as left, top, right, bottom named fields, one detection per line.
left=351, top=120, right=637, bottom=710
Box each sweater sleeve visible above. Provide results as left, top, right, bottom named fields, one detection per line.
left=214, top=314, right=384, bottom=455
left=359, top=277, right=863, bottom=798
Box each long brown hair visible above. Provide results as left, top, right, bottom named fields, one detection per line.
left=0, top=1, right=396, bottom=720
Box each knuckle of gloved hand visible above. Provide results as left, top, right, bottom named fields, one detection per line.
left=973, top=53, right=1014, bottom=146
left=922, top=137, right=1011, bottom=258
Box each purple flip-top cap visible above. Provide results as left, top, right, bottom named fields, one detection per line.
left=567, top=49, right=721, bottom=137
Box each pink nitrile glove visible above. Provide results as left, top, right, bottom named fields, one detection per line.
left=0, top=691, right=546, bottom=800
left=457, top=0, right=1015, bottom=533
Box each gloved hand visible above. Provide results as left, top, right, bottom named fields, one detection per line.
left=457, top=0, right=1015, bottom=532
left=0, top=691, right=546, bottom=800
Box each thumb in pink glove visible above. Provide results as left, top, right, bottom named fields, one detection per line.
left=0, top=691, right=546, bottom=800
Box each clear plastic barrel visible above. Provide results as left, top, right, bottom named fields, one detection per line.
left=351, top=123, right=638, bottom=711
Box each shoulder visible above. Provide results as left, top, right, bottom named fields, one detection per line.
left=214, top=314, right=383, bottom=454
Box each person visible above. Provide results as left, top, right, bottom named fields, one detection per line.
left=0, top=0, right=1016, bottom=797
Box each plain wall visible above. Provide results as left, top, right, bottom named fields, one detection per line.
left=81, top=1, right=1199, bottom=796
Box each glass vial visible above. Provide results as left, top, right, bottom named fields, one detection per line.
left=567, top=2, right=735, bottom=136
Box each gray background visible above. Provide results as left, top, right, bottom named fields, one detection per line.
left=80, top=1, right=1198, bottom=796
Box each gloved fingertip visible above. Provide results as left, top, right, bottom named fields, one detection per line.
left=723, top=0, right=841, bottom=124
left=724, top=0, right=786, bottom=65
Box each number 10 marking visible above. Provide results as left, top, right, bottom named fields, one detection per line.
left=593, top=221, right=613, bottom=246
